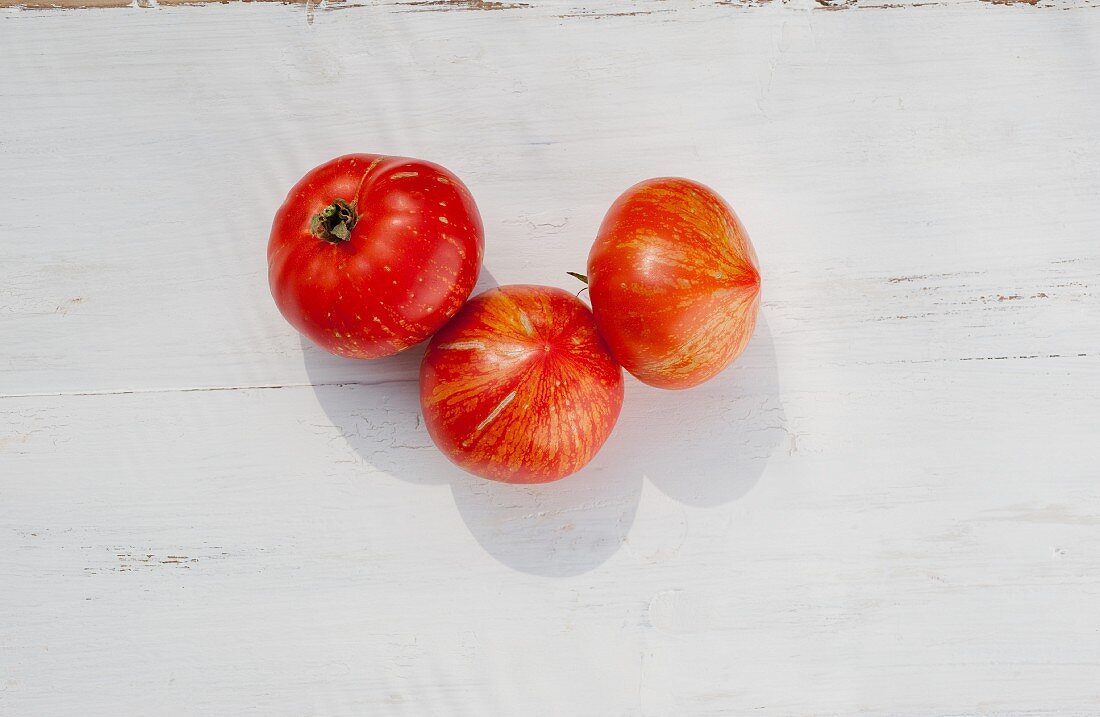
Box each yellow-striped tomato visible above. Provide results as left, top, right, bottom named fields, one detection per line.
left=586, top=177, right=761, bottom=390
left=419, top=285, right=624, bottom=483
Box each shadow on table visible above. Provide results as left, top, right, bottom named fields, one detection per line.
left=303, top=269, right=643, bottom=577
left=304, top=266, right=784, bottom=574
left=599, top=314, right=785, bottom=507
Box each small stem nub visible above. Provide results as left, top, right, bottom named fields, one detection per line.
left=311, top=199, right=358, bottom=243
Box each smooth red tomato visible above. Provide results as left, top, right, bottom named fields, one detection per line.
left=420, top=285, right=624, bottom=484
left=268, top=154, right=483, bottom=359
left=586, top=177, right=761, bottom=390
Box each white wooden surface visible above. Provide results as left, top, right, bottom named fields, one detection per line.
left=2, top=1, right=1099, bottom=714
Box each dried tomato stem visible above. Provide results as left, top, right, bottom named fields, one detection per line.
left=311, top=199, right=358, bottom=243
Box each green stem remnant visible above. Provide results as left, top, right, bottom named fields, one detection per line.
left=311, top=199, right=358, bottom=243
left=567, top=271, right=589, bottom=297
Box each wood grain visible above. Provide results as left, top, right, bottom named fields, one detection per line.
left=1, top=1, right=1099, bottom=714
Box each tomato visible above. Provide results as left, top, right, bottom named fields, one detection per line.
left=268, top=154, right=484, bottom=359
left=420, top=285, right=624, bottom=483
left=586, top=177, right=761, bottom=390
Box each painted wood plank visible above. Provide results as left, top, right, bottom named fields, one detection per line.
left=2, top=1, right=1097, bottom=396
left=2, top=345, right=1097, bottom=713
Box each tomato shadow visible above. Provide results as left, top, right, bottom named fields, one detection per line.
left=301, top=269, right=503, bottom=487
left=302, top=268, right=642, bottom=576
left=447, top=454, right=643, bottom=577
left=604, top=314, right=785, bottom=507
left=302, top=337, right=443, bottom=484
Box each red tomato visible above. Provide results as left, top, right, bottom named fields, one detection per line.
left=268, top=154, right=484, bottom=359
left=420, top=285, right=624, bottom=483
left=586, top=177, right=761, bottom=390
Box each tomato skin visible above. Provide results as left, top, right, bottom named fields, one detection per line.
left=268, top=154, right=484, bottom=359
left=587, top=178, right=761, bottom=390
left=420, top=285, right=624, bottom=484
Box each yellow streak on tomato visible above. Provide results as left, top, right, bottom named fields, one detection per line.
left=421, top=286, right=624, bottom=483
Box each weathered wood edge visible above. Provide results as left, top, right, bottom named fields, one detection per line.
left=3, top=0, right=1087, bottom=12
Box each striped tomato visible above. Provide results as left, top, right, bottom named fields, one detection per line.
left=586, top=177, right=761, bottom=389
left=419, top=285, right=624, bottom=483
